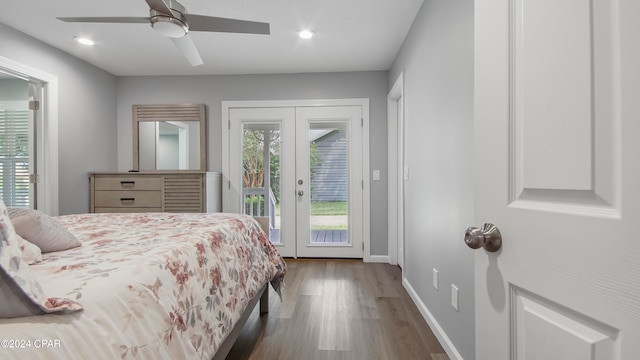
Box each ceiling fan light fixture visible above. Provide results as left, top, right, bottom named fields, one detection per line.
left=150, top=14, right=189, bottom=38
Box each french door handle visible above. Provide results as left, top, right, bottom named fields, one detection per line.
left=297, top=190, right=304, bottom=196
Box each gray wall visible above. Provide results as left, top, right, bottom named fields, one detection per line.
left=389, top=0, right=475, bottom=359
left=2, top=4, right=474, bottom=355
left=0, top=23, right=118, bottom=215
left=116, top=71, right=389, bottom=256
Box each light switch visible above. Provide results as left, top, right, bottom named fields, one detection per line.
left=432, top=269, right=439, bottom=290
left=403, top=167, right=409, bottom=180
left=373, top=170, right=380, bottom=181
left=452, top=284, right=459, bottom=311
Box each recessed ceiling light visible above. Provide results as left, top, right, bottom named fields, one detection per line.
left=298, top=29, right=314, bottom=39
left=74, top=37, right=94, bottom=46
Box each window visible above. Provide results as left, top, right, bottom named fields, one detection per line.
left=0, top=107, right=30, bottom=207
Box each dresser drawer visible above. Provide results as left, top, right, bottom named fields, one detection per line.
left=94, top=176, right=163, bottom=191
left=94, top=190, right=162, bottom=208
left=94, top=207, right=163, bottom=213
left=89, top=172, right=214, bottom=214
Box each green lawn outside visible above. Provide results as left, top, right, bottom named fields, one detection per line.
left=276, top=201, right=347, bottom=216
left=312, top=224, right=348, bottom=230
left=311, top=201, right=347, bottom=215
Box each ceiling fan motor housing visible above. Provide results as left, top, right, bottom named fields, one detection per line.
left=150, top=5, right=189, bottom=38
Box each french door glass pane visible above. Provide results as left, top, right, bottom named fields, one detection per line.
left=241, top=123, right=281, bottom=244
left=309, top=121, right=349, bottom=244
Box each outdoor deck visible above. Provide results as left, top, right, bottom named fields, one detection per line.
left=268, top=229, right=348, bottom=244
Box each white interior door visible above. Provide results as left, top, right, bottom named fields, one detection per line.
left=474, top=0, right=640, bottom=359
left=295, top=106, right=363, bottom=258
left=388, top=73, right=405, bottom=268
left=0, top=78, right=36, bottom=208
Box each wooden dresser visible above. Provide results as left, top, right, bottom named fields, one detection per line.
left=89, top=171, right=221, bottom=213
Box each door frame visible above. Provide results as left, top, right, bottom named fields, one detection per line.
left=222, top=98, right=371, bottom=261
left=0, top=56, right=59, bottom=215
left=387, top=72, right=404, bottom=267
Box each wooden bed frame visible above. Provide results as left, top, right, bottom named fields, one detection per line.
left=213, top=216, right=273, bottom=359
left=212, top=276, right=270, bottom=359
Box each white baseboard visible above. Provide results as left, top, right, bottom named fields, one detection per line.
left=366, top=255, right=389, bottom=263
left=402, top=277, right=464, bottom=360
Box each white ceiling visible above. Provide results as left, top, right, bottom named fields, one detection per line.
left=0, top=0, right=424, bottom=76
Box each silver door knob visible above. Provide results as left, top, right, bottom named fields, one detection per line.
left=464, top=223, right=502, bottom=252
left=298, top=190, right=304, bottom=196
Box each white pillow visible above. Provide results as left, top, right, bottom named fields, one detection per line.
left=0, top=198, right=82, bottom=318
left=7, top=207, right=33, bottom=219
left=11, top=211, right=81, bottom=253
left=17, top=235, right=42, bottom=264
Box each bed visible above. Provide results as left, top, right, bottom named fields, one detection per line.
left=0, top=201, right=286, bottom=360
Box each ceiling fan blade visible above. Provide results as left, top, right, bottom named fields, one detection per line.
left=171, top=35, right=203, bottom=66
left=145, top=0, right=174, bottom=15
left=57, top=17, right=149, bottom=24
left=184, top=14, right=270, bottom=35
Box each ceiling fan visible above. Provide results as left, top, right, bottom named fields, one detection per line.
left=57, top=0, right=270, bottom=66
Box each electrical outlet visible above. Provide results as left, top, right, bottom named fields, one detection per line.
left=432, top=269, right=439, bottom=290
left=452, top=284, right=459, bottom=311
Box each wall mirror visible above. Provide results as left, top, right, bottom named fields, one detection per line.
left=133, top=104, right=206, bottom=171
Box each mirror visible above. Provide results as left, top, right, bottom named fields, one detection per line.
left=133, top=104, right=206, bottom=171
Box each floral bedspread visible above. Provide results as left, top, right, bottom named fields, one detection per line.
left=0, top=212, right=286, bottom=359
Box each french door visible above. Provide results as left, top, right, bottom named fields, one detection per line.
left=227, top=104, right=364, bottom=258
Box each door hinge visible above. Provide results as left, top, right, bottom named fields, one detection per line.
left=361, top=118, right=364, bottom=127
left=228, top=120, right=231, bottom=130
left=362, top=242, right=364, bottom=251
left=30, top=173, right=39, bottom=184
left=362, top=180, right=364, bottom=189
left=29, top=100, right=40, bottom=110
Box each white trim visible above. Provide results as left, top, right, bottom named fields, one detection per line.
left=0, top=56, right=59, bottom=215
left=403, top=277, right=464, bottom=360
left=222, top=99, right=371, bottom=260
left=361, top=99, right=371, bottom=263
left=387, top=72, right=404, bottom=266
left=367, top=255, right=389, bottom=263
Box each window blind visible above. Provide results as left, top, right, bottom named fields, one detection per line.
left=0, top=108, right=30, bottom=207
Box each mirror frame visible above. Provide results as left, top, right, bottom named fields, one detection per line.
left=132, top=103, right=206, bottom=172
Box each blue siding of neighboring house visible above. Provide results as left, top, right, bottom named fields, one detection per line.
left=311, top=130, right=347, bottom=202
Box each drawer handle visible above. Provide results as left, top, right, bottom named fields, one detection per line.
left=120, top=181, right=135, bottom=186
left=120, top=198, right=135, bottom=203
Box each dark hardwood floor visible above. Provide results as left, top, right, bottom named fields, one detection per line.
left=226, top=259, right=449, bottom=360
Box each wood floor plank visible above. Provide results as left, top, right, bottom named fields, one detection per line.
left=297, top=260, right=325, bottom=296
left=226, top=260, right=448, bottom=360
left=318, top=262, right=351, bottom=351
left=431, top=354, right=451, bottom=360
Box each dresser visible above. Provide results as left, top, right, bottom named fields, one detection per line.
left=89, top=171, right=221, bottom=213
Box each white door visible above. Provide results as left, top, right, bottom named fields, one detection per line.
left=295, top=106, right=363, bottom=258
left=228, top=105, right=364, bottom=259
left=228, top=107, right=297, bottom=257
left=0, top=78, right=36, bottom=208
left=474, top=0, right=640, bottom=359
